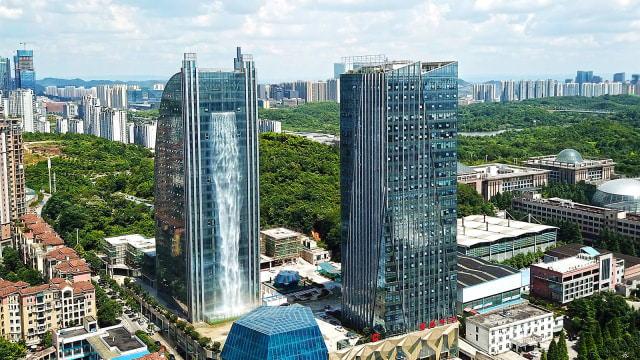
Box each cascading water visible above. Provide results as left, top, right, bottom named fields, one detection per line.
left=211, top=112, right=244, bottom=317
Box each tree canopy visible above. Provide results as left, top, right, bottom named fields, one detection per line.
left=259, top=102, right=340, bottom=134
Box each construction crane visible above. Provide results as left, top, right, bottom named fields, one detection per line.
left=19, top=42, right=35, bottom=50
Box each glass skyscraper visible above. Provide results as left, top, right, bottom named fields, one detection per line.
left=154, top=48, right=260, bottom=322
left=340, top=59, right=458, bottom=337
left=14, top=50, right=35, bottom=92
left=0, top=57, right=10, bottom=98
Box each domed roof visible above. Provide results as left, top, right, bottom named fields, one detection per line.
left=273, top=270, right=301, bottom=288
left=555, top=149, right=584, bottom=164
left=596, top=179, right=640, bottom=197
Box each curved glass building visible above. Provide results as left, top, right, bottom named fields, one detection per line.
left=154, top=48, right=260, bottom=322
left=592, top=179, right=640, bottom=214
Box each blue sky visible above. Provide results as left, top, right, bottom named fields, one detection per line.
left=0, top=0, right=638, bottom=82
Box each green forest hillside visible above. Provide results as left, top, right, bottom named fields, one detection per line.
left=259, top=102, right=340, bottom=134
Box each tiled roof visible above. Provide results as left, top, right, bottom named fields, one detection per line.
left=28, top=223, right=53, bottom=235
left=71, top=281, right=95, bottom=294
left=37, top=232, right=60, bottom=241
left=135, top=351, right=165, bottom=360
left=0, top=286, right=19, bottom=297
left=43, top=237, right=65, bottom=246
left=19, top=284, right=52, bottom=296
left=20, top=213, right=44, bottom=224
left=55, top=259, right=90, bottom=274
left=23, top=232, right=34, bottom=239
left=46, top=247, right=79, bottom=261
left=13, top=281, right=30, bottom=288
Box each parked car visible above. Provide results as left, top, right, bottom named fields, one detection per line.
left=154, top=341, right=162, bottom=346
left=523, top=354, right=534, bottom=360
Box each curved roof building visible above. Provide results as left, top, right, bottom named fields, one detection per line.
left=592, top=179, right=640, bottom=214
left=221, top=305, right=328, bottom=360
left=555, top=149, right=584, bottom=164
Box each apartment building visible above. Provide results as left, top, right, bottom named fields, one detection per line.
left=0, top=277, right=96, bottom=344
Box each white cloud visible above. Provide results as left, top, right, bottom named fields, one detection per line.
left=0, top=0, right=638, bottom=81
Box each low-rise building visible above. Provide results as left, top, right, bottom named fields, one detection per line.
left=465, top=301, right=556, bottom=355
left=457, top=215, right=557, bottom=262
left=54, top=317, right=149, bottom=360
left=457, top=163, right=549, bottom=201
left=457, top=255, right=523, bottom=314
left=300, top=237, right=331, bottom=265
left=101, top=234, right=155, bottom=277
left=530, top=248, right=616, bottom=304
left=545, top=243, right=640, bottom=297
left=260, top=228, right=301, bottom=265
left=512, top=192, right=640, bottom=242
left=523, top=148, right=615, bottom=184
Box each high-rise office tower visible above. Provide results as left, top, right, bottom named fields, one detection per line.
left=340, top=58, right=458, bottom=336
left=518, top=80, right=534, bottom=101
left=0, top=57, right=10, bottom=98
left=334, top=62, right=346, bottom=79
left=111, top=84, right=128, bottom=109
left=576, top=71, right=593, bottom=95
left=613, top=73, right=625, bottom=83
left=500, top=80, right=516, bottom=102
left=8, top=89, right=36, bottom=133
left=327, top=78, right=340, bottom=102
left=545, top=79, right=557, bottom=98
left=472, top=83, right=496, bottom=102
left=99, top=109, right=127, bottom=143
left=82, top=95, right=101, bottom=137
left=13, top=50, right=35, bottom=92
left=154, top=48, right=260, bottom=322
left=0, top=117, right=25, bottom=249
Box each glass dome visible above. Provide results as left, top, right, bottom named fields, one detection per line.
left=592, top=179, right=640, bottom=214
left=555, top=149, right=584, bottom=164
left=273, top=270, right=301, bottom=289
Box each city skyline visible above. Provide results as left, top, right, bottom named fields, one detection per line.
left=0, top=1, right=638, bottom=82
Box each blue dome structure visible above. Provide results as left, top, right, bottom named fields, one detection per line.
left=273, top=270, right=301, bottom=289
left=592, top=179, right=640, bottom=214
left=221, top=305, right=328, bottom=360
left=555, top=149, right=584, bottom=164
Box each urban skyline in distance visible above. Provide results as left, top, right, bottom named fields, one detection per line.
left=0, top=1, right=638, bottom=82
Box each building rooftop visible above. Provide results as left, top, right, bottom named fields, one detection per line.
left=596, top=178, right=640, bottom=196
left=555, top=149, right=584, bottom=164
left=457, top=215, right=557, bottom=248
left=532, top=254, right=598, bottom=273
left=467, top=302, right=552, bottom=329
left=546, top=243, right=640, bottom=269
left=260, top=228, right=301, bottom=240
left=103, top=234, right=149, bottom=246
left=457, top=254, right=519, bottom=289
left=468, top=163, right=550, bottom=180
left=233, top=305, right=320, bottom=336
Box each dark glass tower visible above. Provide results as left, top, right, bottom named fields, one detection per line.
left=340, top=59, right=458, bottom=336
left=154, top=48, right=260, bottom=322
left=0, top=57, right=10, bottom=98
left=13, top=50, right=35, bottom=92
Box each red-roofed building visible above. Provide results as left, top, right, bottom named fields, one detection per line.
left=0, top=277, right=96, bottom=344
left=44, top=247, right=80, bottom=281
left=54, top=259, right=91, bottom=283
